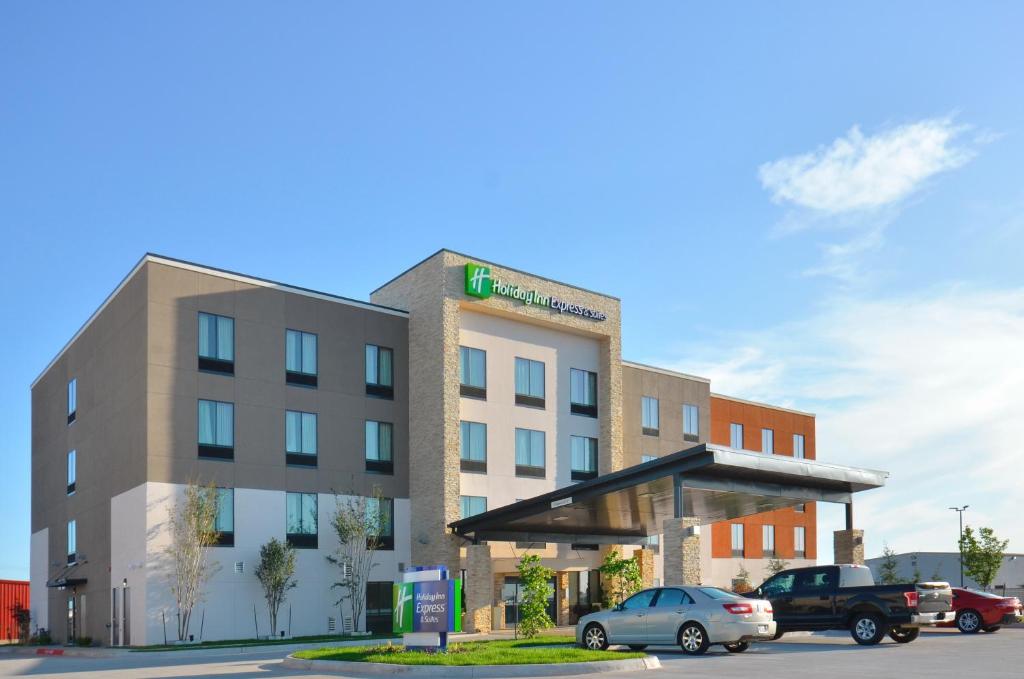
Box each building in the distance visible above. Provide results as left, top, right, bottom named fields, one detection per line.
left=864, top=551, right=1024, bottom=595
left=30, top=250, right=820, bottom=645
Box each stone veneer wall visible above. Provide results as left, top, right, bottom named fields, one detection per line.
left=834, top=529, right=865, bottom=565
left=663, top=517, right=702, bottom=585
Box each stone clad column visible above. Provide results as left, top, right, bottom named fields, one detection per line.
left=662, top=518, right=701, bottom=586
left=632, top=548, right=655, bottom=589
left=466, top=544, right=493, bottom=633
left=834, top=530, right=865, bottom=565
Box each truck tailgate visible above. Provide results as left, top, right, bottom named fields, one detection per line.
left=916, top=582, right=952, bottom=613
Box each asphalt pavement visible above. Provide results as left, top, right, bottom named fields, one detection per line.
left=0, top=627, right=1020, bottom=678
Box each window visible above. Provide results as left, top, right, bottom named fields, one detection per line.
left=730, top=423, right=744, bottom=449
left=67, top=520, right=77, bottom=563
left=198, top=400, right=234, bottom=459
left=367, top=497, right=394, bottom=550
left=459, top=346, right=487, bottom=399
left=213, top=488, right=234, bottom=546
left=365, top=421, right=393, bottom=474
left=286, top=411, right=317, bottom=466
left=794, top=526, right=806, bottom=557
left=67, top=450, right=76, bottom=495
left=570, top=436, right=598, bottom=481
left=794, top=503, right=806, bottom=513
left=285, top=329, right=318, bottom=387
left=514, top=358, right=545, bottom=407
left=67, top=378, right=77, bottom=424
left=515, top=428, right=545, bottom=477
left=365, top=582, right=394, bottom=633
left=793, top=434, right=805, bottom=459
left=460, top=495, right=487, bottom=519
left=570, top=368, right=597, bottom=417
left=641, top=454, right=658, bottom=463
left=794, top=568, right=832, bottom=592
left=654, top=588, right=694, bottom=607
left=683, top=403, right=699, bottom=441
left=286, top=492, right=317, bottom=548
left=641, top=396, right=660, bottom=436
left=762, top=524, right=775, bottom=556
left=365, top=344, right=394, bottom=399
left=731, top=523, right=744, bottom=557
left=198, top=312, right=234, bottom=375
left=622, top=589, right=657, bottom=610
left=460, top=421, right=487, bottom=473
left=761, top=573, right=796, bottom=598
left=762, top=428, right=774, bottom=454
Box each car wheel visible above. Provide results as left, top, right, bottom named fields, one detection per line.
left=582, top=623, right=609, bottom=650
left=956, top=609, right=982, bottom=634
left=888, top=627, right=920, bottom=643
left=982, top=626, right=1001, bottom=633
left=850, top=612, right=885, bottom=645
left=627, top=644, right=648, bottom=651
left=724, top=641, right=750, bottom=653
left=770, top=630, right=786, bottom=641
left=678, top=622, right=710, bottom=656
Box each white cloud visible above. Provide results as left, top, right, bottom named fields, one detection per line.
left=652, top=287, right=1024, bottom=560
left=759, top=117, right=975, bottom=214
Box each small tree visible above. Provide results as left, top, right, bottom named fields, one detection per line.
left=166, top=482, right=221, bottom=641
left=878, top=543, right=901, bottom=585
left=598, top=551, right=643, bottom=607
left=767, top=558, right=790, bottom=577
left=960, top=526, right=1009, bottom=589
left=11, top=602, right=30, bottom=644
left=326, top=489, right=386, bottom=631
left=732, top=563, right=753, bottom=593
left=517, top=554, right=554, bottom=638
left=255, top=538, right=298, bottom=636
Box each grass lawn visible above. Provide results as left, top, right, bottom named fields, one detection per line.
left=133, top=632, right=397, bottom=652
left=293, top=636, right=647, bottom=665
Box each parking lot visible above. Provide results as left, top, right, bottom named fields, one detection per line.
left=0, top=627, right=1020, bottom=678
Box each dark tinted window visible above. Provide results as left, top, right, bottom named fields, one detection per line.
left=761, top=574, right=796, bottom=597
left=622, top=589, right=657, bottom=610
left=655, top=589, right=693, bottom=607
left=795, top=568, right=833, bottom=592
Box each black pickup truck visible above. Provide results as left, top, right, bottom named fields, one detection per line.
left=747, top=564, right=953, bottom=645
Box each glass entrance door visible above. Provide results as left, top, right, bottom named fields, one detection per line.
left=502, top=576, right=556, bottom=626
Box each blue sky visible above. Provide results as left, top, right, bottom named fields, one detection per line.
left=2, top=2, right=1022, bottom=579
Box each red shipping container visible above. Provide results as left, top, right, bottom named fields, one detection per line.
left=1, top=580, right=30, bottom=642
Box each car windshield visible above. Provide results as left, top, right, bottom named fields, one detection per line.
left=698, top=587, right=741, bottom=600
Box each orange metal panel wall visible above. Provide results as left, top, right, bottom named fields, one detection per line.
left=0, top=579, right=30, bottom=641
left=709, top=396, right=817, bottom=560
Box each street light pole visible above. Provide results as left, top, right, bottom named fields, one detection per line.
left=949, top=505, right=968, bottom=587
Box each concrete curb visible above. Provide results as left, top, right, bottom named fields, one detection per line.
left=281, top=654, right=661, bottom=677
left=0, top=646, right=118, bottom=658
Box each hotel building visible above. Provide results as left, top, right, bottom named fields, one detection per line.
left=30, top=250, right=816, bottom=644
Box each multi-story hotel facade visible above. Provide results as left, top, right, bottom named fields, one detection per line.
left=30, top=250, right=816, bottom=645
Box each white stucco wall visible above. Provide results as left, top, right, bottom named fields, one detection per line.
left=29, top=528, right=49, bottom=633
left=111, top=482, right=409, bottom=645
left=458, top=310, right=603, bottom=571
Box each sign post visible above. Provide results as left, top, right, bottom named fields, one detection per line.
left=393, top=566, right=462, bottom=651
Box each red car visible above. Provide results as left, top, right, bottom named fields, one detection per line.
left=939, top=588, right=1022, bottom=633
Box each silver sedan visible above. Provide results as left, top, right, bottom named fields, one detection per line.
left=576, top=586, right=776, bottom=655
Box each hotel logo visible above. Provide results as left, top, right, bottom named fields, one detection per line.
left=465, top=262, right=492, bottom=298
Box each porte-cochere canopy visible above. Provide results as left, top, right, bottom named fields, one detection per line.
left=448, top=443, right=887, bottom=545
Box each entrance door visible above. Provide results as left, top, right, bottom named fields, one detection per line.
left=502, top=576, right=556, bottom=626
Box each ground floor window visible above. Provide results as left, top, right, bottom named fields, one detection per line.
left=365, top=581, right=393, bottom=633
left=567, top=570, right=603, bottom=623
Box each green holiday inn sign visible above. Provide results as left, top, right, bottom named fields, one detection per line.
left=464, top=262, right=607, bottom=321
